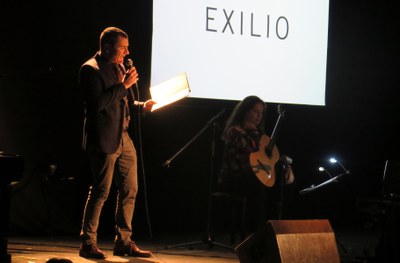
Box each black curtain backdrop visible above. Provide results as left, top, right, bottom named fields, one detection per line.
left=1, top=0, right=399, bottom=238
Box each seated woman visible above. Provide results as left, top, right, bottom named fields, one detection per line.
left=218, top=95, right=295, bottom=237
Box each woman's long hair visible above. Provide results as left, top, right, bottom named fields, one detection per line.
left=222, top=95, right=267, bottom=141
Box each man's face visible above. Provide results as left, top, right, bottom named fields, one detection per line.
left=106, top=36, right=130, bottom=64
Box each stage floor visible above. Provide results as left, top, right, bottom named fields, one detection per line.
left=8, top=234, right=240, bottom=263
left=7, top=226, right=380, bottom=263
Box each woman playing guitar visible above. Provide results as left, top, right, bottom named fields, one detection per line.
left=217, top=95, right=295, bottom=237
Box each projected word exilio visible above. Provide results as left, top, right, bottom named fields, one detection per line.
left=206, top=7, right=289, bottom=40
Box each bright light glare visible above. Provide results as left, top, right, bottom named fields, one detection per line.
left=150, top=72, right=190, bottom=111
left=329, top=158, right=337, bottom=163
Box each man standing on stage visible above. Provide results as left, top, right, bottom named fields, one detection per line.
left=78, top=26, right=154, bottom=259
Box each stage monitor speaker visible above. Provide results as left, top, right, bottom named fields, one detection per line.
left=235, top=219, right=340, bottom=263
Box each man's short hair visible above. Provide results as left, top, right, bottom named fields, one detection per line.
left=99, top=27, right=128, bottom=51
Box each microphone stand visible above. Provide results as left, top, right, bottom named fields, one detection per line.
left=163, top=109, right=225, bottom=168
left=277, top=161, right=290, bottom=220
left=298, top=166, right=351, bottom=259
left=164, top=108, right=233, bottom=251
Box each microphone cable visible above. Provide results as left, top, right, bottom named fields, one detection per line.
left=132, top=83, right=154, bottom=240
left=124, top=58, right=153, bottom=240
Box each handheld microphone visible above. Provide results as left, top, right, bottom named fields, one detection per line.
left=123, top=58, right=138, bottom=105
left=124, top=58, right=138, bottom=89
left=124, top=58, right=133, bottom=70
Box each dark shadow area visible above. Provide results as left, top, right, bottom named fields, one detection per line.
left=1, top=1, right=399, bottom=262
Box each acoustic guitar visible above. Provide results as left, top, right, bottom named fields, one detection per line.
left=249, top=105, right=285, bottom=187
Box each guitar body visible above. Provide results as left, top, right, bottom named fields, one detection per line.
left=250, top=135, right=280, bottom=187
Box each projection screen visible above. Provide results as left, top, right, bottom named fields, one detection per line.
left=151, top=0, right=330, bottom=105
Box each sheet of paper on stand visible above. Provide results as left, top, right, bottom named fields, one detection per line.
left=150, top=73, right=190, bottom=111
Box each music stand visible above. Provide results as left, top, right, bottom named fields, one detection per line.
left=298, top=165, right=351, bottom=258
left=299, top=172, right=348, bottom=195
left=163, top=109, right=234, bottom=251
left=299, top=159, right=351, bottom=195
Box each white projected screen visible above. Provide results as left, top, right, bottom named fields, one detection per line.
left=151, top=0, right=329, bottom=105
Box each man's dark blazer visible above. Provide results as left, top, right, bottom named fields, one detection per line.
left=80, top=52, right=129, bottom=154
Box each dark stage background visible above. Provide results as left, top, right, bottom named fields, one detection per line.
left=1, top=0, right=399, bottom=241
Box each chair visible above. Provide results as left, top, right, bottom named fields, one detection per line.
left=209, top=191, right=247, bottom=245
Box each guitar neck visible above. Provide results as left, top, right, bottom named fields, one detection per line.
left=265, top=113, right=284, bottom=155
left=265, top=138, right=276, bottom=156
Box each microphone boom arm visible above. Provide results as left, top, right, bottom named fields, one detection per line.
left=163, top=109, right=225, bottom=167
